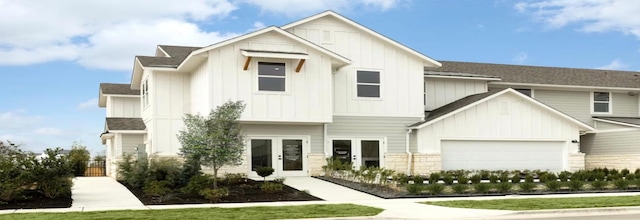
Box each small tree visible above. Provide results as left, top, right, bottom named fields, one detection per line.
left=68, top=142, right=91, bottom=176
left=178, top=101, right=245, bottom=188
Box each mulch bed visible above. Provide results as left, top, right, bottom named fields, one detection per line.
left=314, top=176, right=403, bottom=199
left=120, top=179, right=322, bottom=205
left=0, top=190, right=72, bottom=210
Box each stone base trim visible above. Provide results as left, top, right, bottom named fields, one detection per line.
left=411, top=154, right=441, bottom=176
left=586, top=154, right=640, bottom=170
left=568, top=153, right=585, bottom=172
left=384, top=153, right=409, bottom=174
left=308, top=153, right=326, bottom=176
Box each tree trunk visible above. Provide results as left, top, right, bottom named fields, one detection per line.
left=213, top=168, right=218, bottom=189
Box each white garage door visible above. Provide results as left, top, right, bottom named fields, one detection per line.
left=441, top=140, right=564, bottom=172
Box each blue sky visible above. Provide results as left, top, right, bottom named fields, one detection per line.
left=1, top=0, right=639, bottom=155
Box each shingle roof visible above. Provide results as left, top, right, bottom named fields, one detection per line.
left=433, top=61, right=640, bottom=88
left=137, top=45, right=201, bottom=68
left=105, top=118, right=146, bottom=131
left=424, top=71, right=500, bottom=79
left=594, top=117, right=640, bottom=127
left=100, top=83, right=139, bottom=95
left=409, top=89, right=505, bottom=127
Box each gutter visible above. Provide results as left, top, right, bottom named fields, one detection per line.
left=323, top=123, right=330, bottom=157
left=405, top=128, right=412, bottom=175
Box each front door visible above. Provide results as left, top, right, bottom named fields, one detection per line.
left=331, top=138, right=384, bottom=169
left=249, top=137, right=308, bottom=177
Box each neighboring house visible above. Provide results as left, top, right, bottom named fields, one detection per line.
left=35, top=149, right=71, bottom=160
left=98, top=11, right=640, bottom=178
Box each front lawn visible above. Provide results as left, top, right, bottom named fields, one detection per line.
left=423, top=196, right=640, bottom=210
left=0, top=204, right=383, bottom=220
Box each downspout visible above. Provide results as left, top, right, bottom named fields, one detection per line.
left=324, top=123, right=329, bottom=157
left=405, top=128, right=413, bottom=176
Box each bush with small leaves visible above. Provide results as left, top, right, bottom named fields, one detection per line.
left=634, top=179, right=640, bottom=189
left=524, top=174, right=534, bottom=183
left=199, top=188, right=229, bottom=203
left=622, top=168, right=630, bottom=176
left=544, top=180, right=562, bottom=192
left=144, top=180, right=172, bottom=197
left=406, top=184, right=424, bottom=194
left=571, top=171, right=586, bottom=182
left=393, top=173, right=410, bottom=185
left=558, top=171, right=570, bottom=182
left=511, top=173, right=521, bottom=184
left=593, top=171, right=606, bottom=181
left=413, top=176, right=424, bottom=185
left=613, top=179, right=630, bottom=190
left=457, top=175, right=469, bottom=184
left=591, top=180, right=608, bottom=190
left=495, top=182, right=513, bottom=193
left=489, top=175, right=499, bottom=184
left=568, top=180, right=584, bottom=191
left=451, top=184, right=468, bottom=194
left=425, top=184, right=445, bottom=195
left=442, top=175, right=454, bottom=185
left=540, top=173, right=558, bottom=183
left=635, top=168, right=640, bottom=175
left=609, top=173, right=624, bottom=181
left=603, top=168, right=610, bottom=176
left=181, top=175, right=214, bottom=195
left=480, top=170, right=490, bottom=179
left=224, top=173, right=247, bottom=185
left=256, top=167, right=274, bottom=181
left=260, top=182, right=284, bottom=193
left=610, top=168, right=619, bottom=176
left=518, top=182, right=536, bottom=192
left=429, top=173, right=441, bottom=184
left=274, top=177, right=286, bottom=184
left=470, top=174, right=482, bottom=184
left=499, top=173, right=510, bottom=183
left=473, top=183, right=492, bottom=194
left=626, top=174, right=636, bottom=181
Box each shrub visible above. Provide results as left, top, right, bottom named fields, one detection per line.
left=413, top=176, right=424, bottom=185
left=610, top=168, right=619, bottom=176
left=429, top=173, right=441, bottom=184
left=406, top=184, right=423, bottom=194
left=177, top=156, right=202, bottom=188
left=457, top=175, right=469, bottom=184
left=442, top=175, right=454, bottom=185
left=622, top=168, right=630, bottom=176
left=571, top=170, right=587, bottom=182
left=567, top=180, right=584, bottom=191
left=591, top=180, right=608, bottom=190
left=274, top=177, right=286, bottom=184
left=451, top=184, right=468, bottom=194
left=626, top=174, right=636, bottom=181
left=495, top=182, right=513, bottom=193
left=480, top=170, right=490, bottom=179
left=393, top=173, right=410, bottom=185
left=524, top=174, right=534, bottom=183
left=425, top=184, right=445, bottom=195
left=118, top=154, right=149, bottom=188
left=470, top=174, right=482, bottom=184
left=147, top=157, right=182, bottom=188
left=30, top=148, right=74, bottom=199
left=499, top=173, right=510, bottom=183
left=200, top=188, right=229, bottom=203
left=511, top=173, right=521, bottom=184
left=634, top=179, right=640, bottom=189
left=609, top=173, right=624, bottom=181
left=518, top=182, right=536, bottom=192
left=613, top=179, right=630, bottom=190
left=256, top=167, right=274, bottom=181
left=635, top=168, right=640, bottom=175
left=544, top=181, right=562, bottom=192
left=603, top=168, right=610, bottom=176
left=489, top=175, right=499, bottom=184
left=473, top=183, right=491, bottom=194
left=558, top=171, right=570, bottom=182
left=181, top=175, right=213, bottom=194
left=68, top=144, right=90, bottom=177
left=0, top=142, right=31, bottom=202
left=144, top=180, right=171, bottom=197
left=260, top=182, right=284, bottom=193
left=593, top=171, right=606, bottom=181
left=224, top=173, right=247, bottom=184
left=539, top=173, right=557, bottom=183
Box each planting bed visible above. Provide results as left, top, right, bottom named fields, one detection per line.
left=121, top=179, right=321, bottom=205
left=0, top=190, right=72, bottom=210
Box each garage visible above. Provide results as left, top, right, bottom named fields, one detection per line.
left=441, top=140, right=565, bottom=172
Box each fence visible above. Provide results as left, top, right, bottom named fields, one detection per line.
left=83, top=160, right=106, bottom=176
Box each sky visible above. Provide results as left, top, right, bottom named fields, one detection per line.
left=1, top=0, right=640, bottom=156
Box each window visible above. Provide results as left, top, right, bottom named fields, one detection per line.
left=515, top=88, right=532, bottom=97
left=258, top=62, right=286, bottom=92
left=356, top=70, right=380, bottom=98
left=142, top=79, right=149, bottom=106
left=593, top=92, right=610, bottom=113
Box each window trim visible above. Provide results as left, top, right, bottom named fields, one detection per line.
left=591, top=91, right=612, bottom=114
left=354, top=69, right=382, bottom=99
left=142, top=79, right=149, bottom=107
left=514, top=88, right=534, bottom=98
left=255, top=60, right=290, bottom=93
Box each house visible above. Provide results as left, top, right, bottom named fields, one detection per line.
left=98, top=11, right=640, bottom=178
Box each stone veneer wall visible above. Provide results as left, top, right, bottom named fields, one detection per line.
left=308, top=153, right=326, bottom=176
left=206, top=154, right=249, bottom=175
left=384, top=153, right=409, bottom=173
left=586, top=154, right=640, bottom=170
left=411, top=154, right=441, bottom=176
left=568, top=153, right=585, bottom=172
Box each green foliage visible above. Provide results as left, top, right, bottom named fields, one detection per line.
left=451, top=184, right=468, bottom=194
left=489, top=175, right=499, bottom=184
left=147, top=157, right=182, bottom=188
left=406, top=184, right=423, bottom=194
left=393, top=173, right=410, bottom=185
left=442, top=175, right=454, bottom=185
left=429, top=172, right=441, bottom=184
left=511, top=173, right=521, bottom=184
left=621, top=168, right=630, bottom=176
left=634, top=179, right=640, bottom=189
left=635, top=168, right=640, bottom=175
left=568, top=180, right=584, bottom=191
left=593, top=171, right=606, bottom=181
left=68, top=143, right=90, bottom=176
left=609, top=173, right=624, bottom=181
left=539, top=173, right=557, bottom=183
left=473, top=183, right=491, bottom=194
left=544, top=181, right=562, bottom=192
left=144, top=180, right=172, bottom=197
left=413, top=176, right=424, bottom=185
left=199, top=187, right=229, bottom=203
left=425, top=184, right=445, bottom=195
left=0, top=141, right=31, bottom=202
left=626, top=174, right=636, bottom=181
left=118, top=154, right=149, bottom=188
left=457, top=175, right=469, bottom=184
left=558, top=171, right=571, bottom=182
left=499, top=173, right=510, bottom=183
left=470, top=174, right=482, bottom=184
left=178, top=101, right=246, bottom=188
left=260, top=182, right=284, bottom=193
left=177, top=156, right=202, bottom=188
left=181, top=175, right=214, bottom=195
left=256, top=167, right=274, bottom=180
left=591, top=180, right=608, bottom=190
left=570, top=170, right=589, bottom=182
left=610, top=168, right=619, bottom=176
left=30, top=148, right=74, bottom=199
left=480, top=170, right=490, bottom=179
left=224, top=173, right=247, bottom=184
left=274, top=177, right=286, bottom=184
left=518, top=182, right=536, bottom=192
left=613, top=179, right=630, bottom=190
left=495, top=182, right=513, bottom=193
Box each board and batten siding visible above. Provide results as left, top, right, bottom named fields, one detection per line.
left=581, top=130, right=640, bottom=155
left=107, top=97, right=140, bottom=117
left=286, top=16, right=425, bottom=117
left=120, top=134, right=144, bottom=156
left=207, top=32, right=333, bottom=123
left=190, top=60, right=210, bottom=115
left=327, top=116, right=421, bottom=153
left=425, top=78, right=487, bottom=111
left=417, top=92, right=581, bottom=154
left=242, top=124, right=323, bottom=154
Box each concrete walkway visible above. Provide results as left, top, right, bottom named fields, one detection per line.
left=70, top=177, right=146, bottom=211
left=284, top=177, right=382, bottom=201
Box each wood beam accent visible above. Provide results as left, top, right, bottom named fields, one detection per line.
left=295, top=59, right=306, bottom=72
left=243, top=56, right=252, bottom=70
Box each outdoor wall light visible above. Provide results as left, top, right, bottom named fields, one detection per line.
left=571, top=140, right=579, bottom=143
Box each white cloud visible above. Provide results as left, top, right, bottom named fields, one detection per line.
left=512, top=52, right=528, bottom=64
left=515, top=1, right=640, bottom=38
left=596, top=59, right=629, bottom=70
left=240, top=0, right=408, bottom=16
left=77, top=98, right=99, bottom=110
left=0, top=110, right=43, bottom=130
left=34, top=127, right=65, bottom=136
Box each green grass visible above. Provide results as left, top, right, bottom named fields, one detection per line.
left=423, top=196, right=640, bottom=210
left=0, top=204, right=382, bottom=220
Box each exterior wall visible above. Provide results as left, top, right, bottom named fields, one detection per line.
left=207, top=32, right=334, bottom=123
left=594, top=120, right=630, bottom=129
left=586, top=154, right=640, bottom=170
left=242, top=124, right=324, bottom=154
left=412, top=154, right=441, bottom=175
left=148, top=71, right=191, bottom=156
left=612, top=92, right=639, bottom=117
left=121, top=134, right=144, bottom=156
left=384, top=153, right=409, bottom=174
left=417, top=92, right=581, bottom=154
left=286, top=16, right=426, bottom=117
left=308, top=153, right=326, bottom=176
left=568, top=153, right=585, bottom=172
left=425, top=78, right=487, bottom=111
left=189, top=60, right=210, bottom=115
left=106, top=96, right=140, bottom=117
left=580, top=129, right=640, bottom=155
left=327, top=116, right=420, bottom=153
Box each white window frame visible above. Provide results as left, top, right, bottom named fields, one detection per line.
left=142, top=79, right=149, bottom=107
left=255, top=59, right=290, bottom=93
left=354, top=69, right=382, bottom=99
left=591, top=91, right=612, bottom=114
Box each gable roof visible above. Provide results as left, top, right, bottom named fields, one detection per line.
left=137, top=45, right=201, bottom=68
left=99, top=83, right=140, bottom=107
left=105, top=118, right=146, bottom=131
left=410, top=88, right=594, bottom=131
left=435, top=61, right=640, bottom=89
left=593, top=117, right=640, bottom=128
left=281, top=10, right=441, bottom=68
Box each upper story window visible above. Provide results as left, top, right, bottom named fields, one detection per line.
left=258, top=62, right=286, bottom=92
left=142, top=79, right=149, bottom=106
left=593, top=92, right=611, bottom=113
left=515, top=88, right=532, bottom=97
left=356, top=70, right=380, bottom=98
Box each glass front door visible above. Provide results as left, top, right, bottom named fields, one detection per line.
left=249, top=137, right=307, bottom=177
left=331, top=138, right=383, bottom=169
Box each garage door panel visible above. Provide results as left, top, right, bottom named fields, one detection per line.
left=441, top=140, right=564, bottom=172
